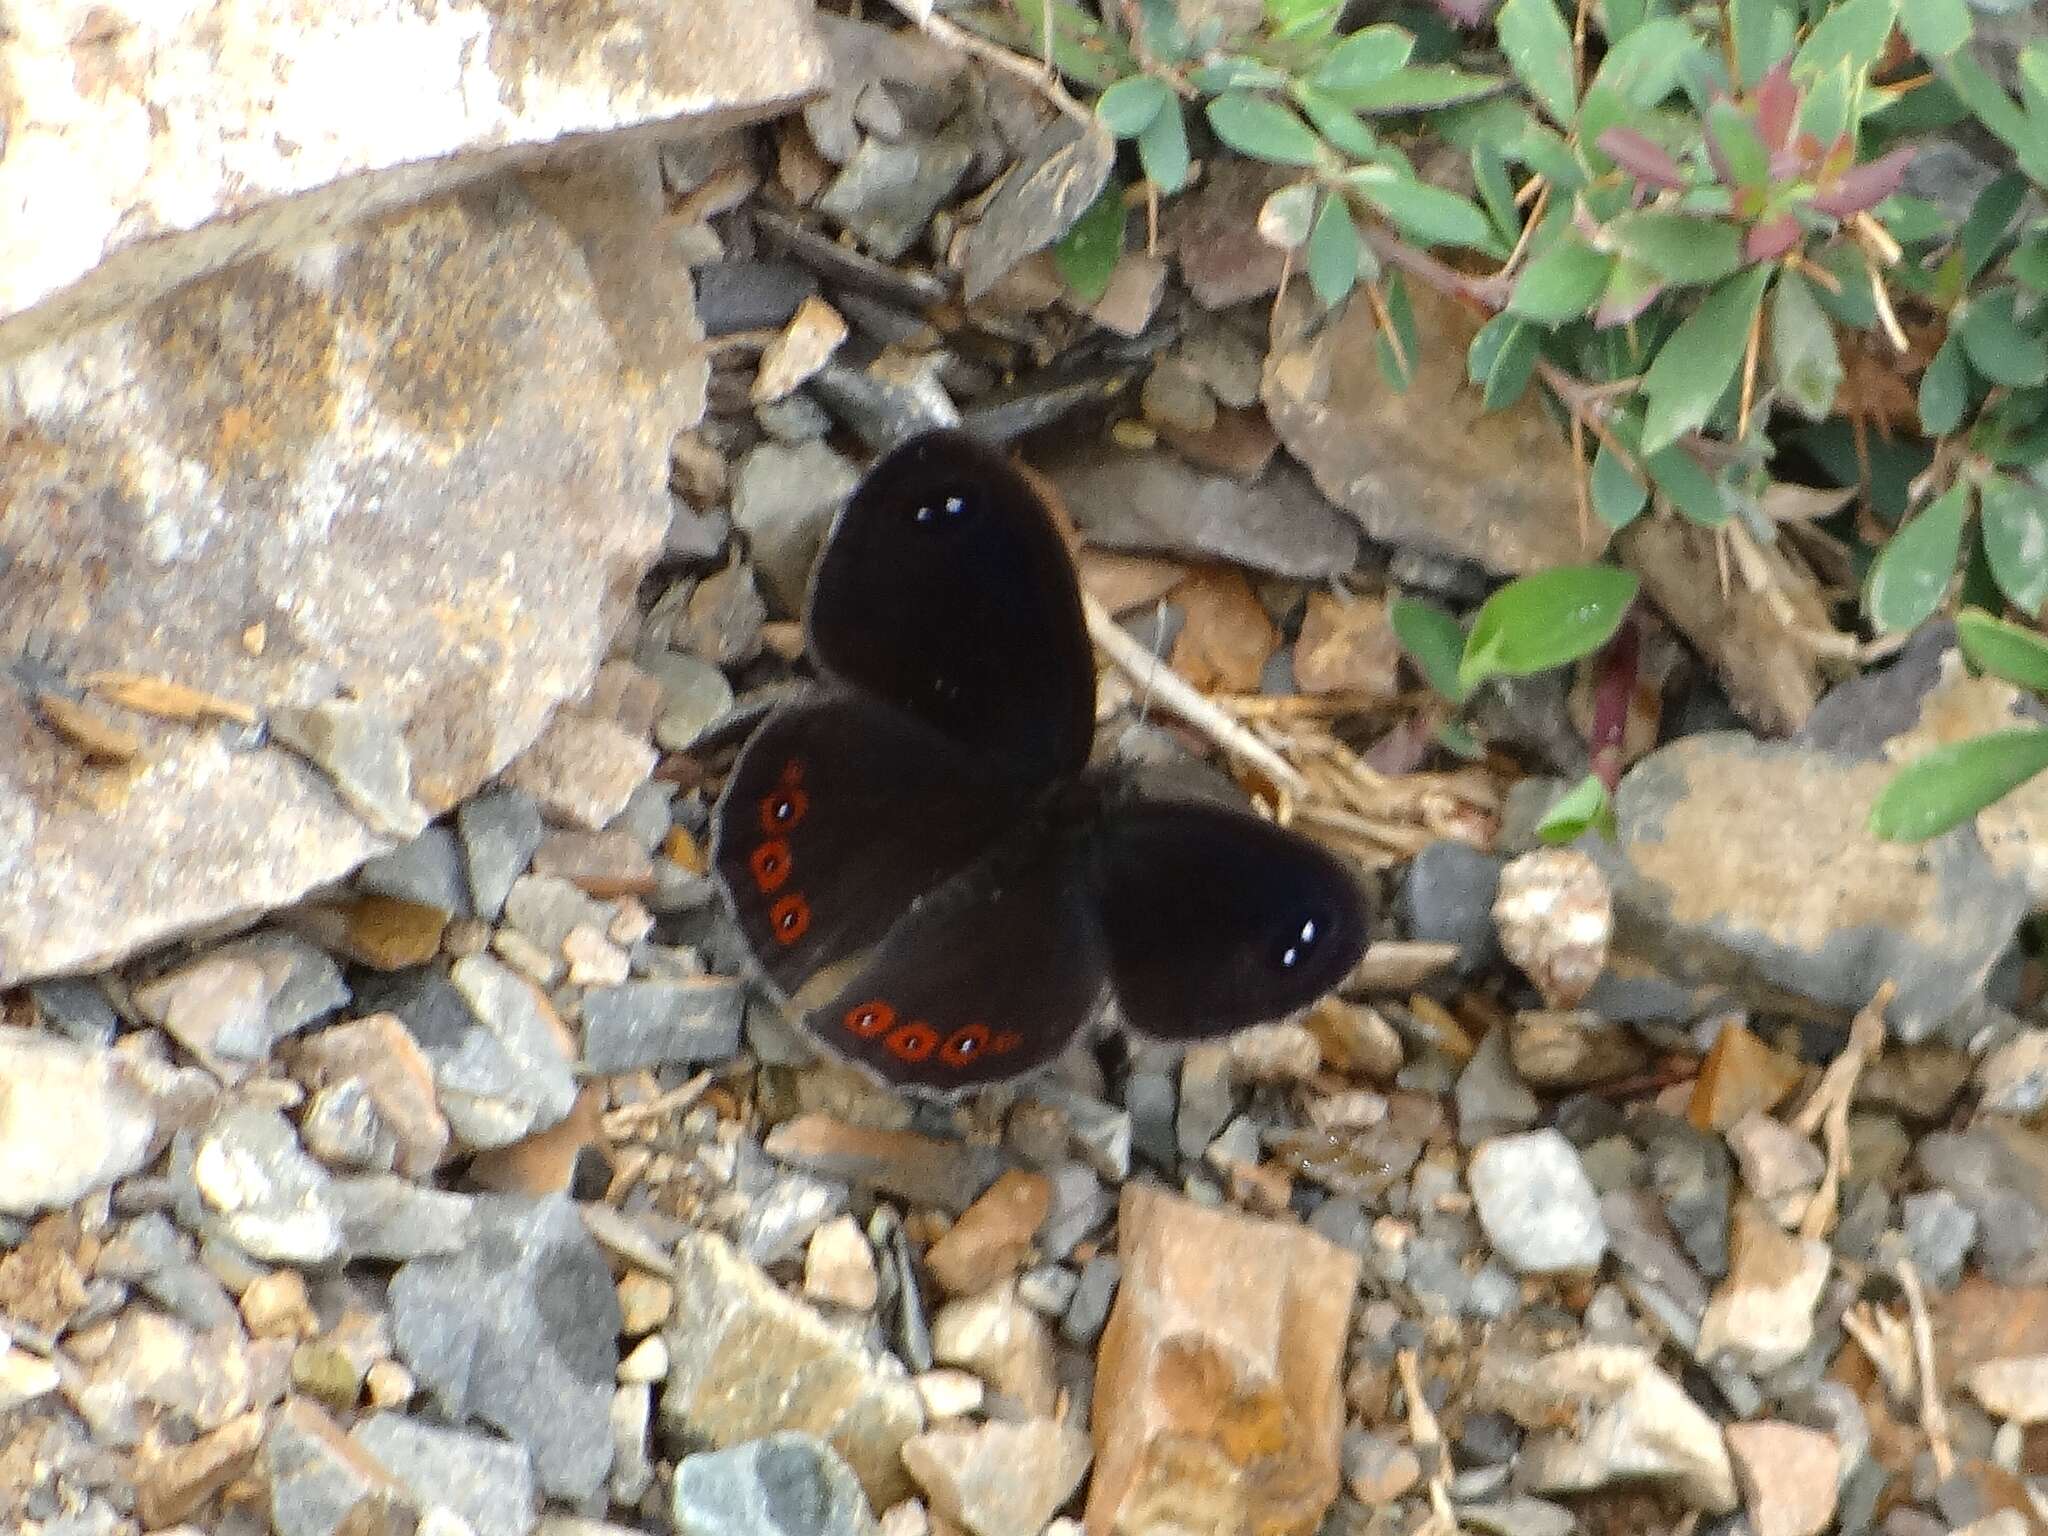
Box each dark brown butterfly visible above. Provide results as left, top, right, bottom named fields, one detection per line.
left=711, top=431, right=1368, bottom=1095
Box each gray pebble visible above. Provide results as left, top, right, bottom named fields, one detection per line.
left=650, top=653, right=737, bottom=754
left=1902, top=1187, right=1978, bottom=1290
left=350, top=1414, right=537, bottom=1536
left=459, top=791, right=546, bottom=921
left=1061, top=1255, right=1121, bottom=1347
left=356, top=825, right=472, bottom=917
left=670, top=1433, right=877, bottom=1536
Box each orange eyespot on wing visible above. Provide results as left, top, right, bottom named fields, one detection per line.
left=844, top=1000, right=896, bottom=1038
left=760, top=786, right=810, bottom=836
left=770, top=893, right=812, bottom=944
left=884, top=1020, right=940, bottom=1061
left=939, top=1023, right=991, bottom=1068
left=749, top=839, right=793, bottom=892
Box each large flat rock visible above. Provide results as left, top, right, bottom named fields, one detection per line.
left=0, top=0, right=829, bottom=357
left=0, top=167, right=695, bottom=983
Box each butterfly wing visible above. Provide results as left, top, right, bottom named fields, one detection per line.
left=1093, top=800, right=1370, bottom=1039
left=808, top=841, right=1112, bottom=1095
left=805, top=430, right=1095, bottom=788
left=712, top=692, right=1025, bottom=999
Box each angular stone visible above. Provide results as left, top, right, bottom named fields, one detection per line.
left=902, top=1417, right=1091, bottom=1536
left=1468, top=1129, right=1608, bottom=1275
left=1697, top=1203, right=1830, bottom=1372
left=0, top=0, right=829, bottom=354
left=1492, top=848, right=1611, bottom=1009
left=357, top=825, right=473, bottom=916
left=1599, top=734, right=2029, bottom=1040
left=1965, top=1355, right=2048, bottom=1424
left=663, top=1228, right=923, bottom=1510
left=763, top=1115, right=1013, bottom=1214
left=389, top=1193, right=620, bottom=1501
left=960, top=115, right=1116, bottom=301
left=133, top=955, right=279, bottom=1068
left=133, top=1408, right=266, bottom=1526
left=350, top=1414, right=537, bottom=1536
left=194, top=1104, right=345, bottom=1265
left=816, top=134, right=974, bottom=262
left=442, top=953, right=579, bottom=1148
left=1, top=182, right=685, bottom=984
left=1264, top=281, right=1597, bottom=575
left=459, top=791, right=547, bottom=921
left=924, top=1170, right=1052, bottom=1297
left=502, top=713, right=657, bottom=833
left=580, top=978, right=745, bottom=1073
left=931, top=1282, right=1059, bottom=1416
left=670, top=1432, right=878, bottom=1536
left=291, top=1012, right=450, bottom=1178
left=1690, top=1020, right=1805, bottom=1133
left=264, top=1397, right=413, bottom=1536
left=804, top=1214, right=880, bottom=1311
left=731, top=439, right=862, bottom=615
left=1724, top=1421, right=1839, bottom=1536
left=0, top=1029, right=167, bottom=1214
left=1088, top=1183, right=1359, bottom=1536
left=1479, top=1343, right=1736, bottom=1513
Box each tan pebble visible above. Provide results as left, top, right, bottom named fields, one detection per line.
left=563, top=923, right=631, bottom=987
left=1967, top=1355, right=2048, bottom=1425
left=924, top=1170, right=1052, bottom=1297
left=364, top=1358, right=415, bottom=1408
left=618, top=1334, right=669, bottom=1383
left=239, top=1270, right=318, bottom=1340
left=609, top=897, right=654, bottom=948
left=616, top=1271, right=675, bottom=1335
left=1724, top=1420, right=1838, bottom=1536
left=441, top=917, right=491, bottom=957
left=915, top=1367, right=985, bottom=1420
left=803, top=1214, right=879, bottom=1310
left=491, top=927, right=563, bottom=986
left=1227, top=1021, right=1322, bottom=1084
left=241, top=623, right=268, bottom=656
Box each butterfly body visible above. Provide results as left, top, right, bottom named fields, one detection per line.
left=711, top=431, right=1369, bottom=1095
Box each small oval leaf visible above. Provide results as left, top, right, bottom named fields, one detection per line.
left=1865, top=483, right=1968, bottom=632
left=1980, top=471, right=2048, bottom=616
left=1957, top=606, right=2048, bottom=691
left=1536, top=772, right=1618, bottom=843
left=1871, top=726, right=2048, bottom=840
left=1206, top=91, right=1324, bottom=166
left=1458, top=565, right=1639, bottom=692
left=1390, top=596, right=1469, bottom=701
left=1097, top=75, right=1171, bottom=136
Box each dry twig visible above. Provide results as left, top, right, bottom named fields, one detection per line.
left=1896, top=1254, right=1956, bottom=1481
left=1791, top=980, right=1892, bottom=1239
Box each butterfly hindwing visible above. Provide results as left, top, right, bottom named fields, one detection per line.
left=711, top=693, right=1023, bottom=998
left=1093, top=800, right=1369, bottom=1040
left=810, top=839, right=1111, bottom=1094
left=805, top=431, right=1096, bottom=788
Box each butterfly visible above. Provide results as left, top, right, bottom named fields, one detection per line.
left=710, top=430, right=1369, bottom=1095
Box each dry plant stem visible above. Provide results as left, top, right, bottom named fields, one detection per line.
left=1896, top=1255, right=1955, bottom=1481
left=888, top=0, right=1092, bottom=123
left=1791, top=979, right=1893, bottom=1239
left=1737, top=289, right=1764, bottom=439
left=601, top=1068, right=716, bottom=1138
left=1082, top=591, right=1310, bottom=797
left=1841, top=1302, right=1916, bottom=1400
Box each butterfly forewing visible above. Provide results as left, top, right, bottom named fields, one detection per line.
left=1094, top=800, right=1369, bottom=1039
left=805, top=431, right=1096, bottom=789
left=712, top=694, right=1024, bottom=998
left=811, top=841, right=1112, bottom=1094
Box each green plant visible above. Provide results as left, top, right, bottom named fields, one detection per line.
left=962, top=0, right=2048, bottom=835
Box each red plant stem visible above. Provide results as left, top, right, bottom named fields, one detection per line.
left=1588, top=614, right=1638, bottom=790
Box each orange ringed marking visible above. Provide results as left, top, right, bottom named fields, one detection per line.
left=749, top=838, right=793, bottom=892
left=939, top=1023, right=992, bottom=1068
left=769, top=893, right=810, bottom=945
left=760, top=786, right=810, bottom=836
left=884, top=1021, right=939, bottom=1062
left=844, top=1000, right=896, bottom=1038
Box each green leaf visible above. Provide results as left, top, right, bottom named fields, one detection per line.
left=1963, top=173, right=2030, bottom=282
left=1472, top=143, right=1520, bottom=246
left=1645, top=444, right=1730, bottom=524
left=1136, top=100, right=1191, bottom=192
left=1595, top=256, right=1663, bottom=329
left=1590, top=17, right=1703, bottom=108
left=1919, top=332, right=1972, bottom=435
left=1206, top=91, right=1324, bottom=165
left=1864, top=483, right=1967, bottom=632
left=1981, top=472, right=2048, bottom=615
left=1508, top=236, right=1615, bottom=323
left=1871, top=727, right=2048, bottom=840
left=1640, top=267, right=1773, bottom=454
left=1258, top=183, right=1318, bottom=248
left=1457, top=564, right=1639, bottom=692
left=1307, top=23, right=1415, bottom=97
left=1958, top=289, right=2048, bottom=387
left=1482, top=322, right=1540, bottom=408
left=1097, top=75, right=1171, bottom=136
left=1375, top=272, right=1419, bottom=391
left=1291, top=85, right=1380, bottom=158
left=1900, top=0, right=1972, bottom=57
left=1190, top=56, right=1291, bottom=92
left=1943, top=54, right=2048, bottom=183
left=1729, top=0, right=1789, bottom=88
left=1957, top=606, right=2048, bottom=691
left=1605, top=212, right=1745, bottom=287
left=1390, top=596, right=1469, bottom=700
left=1054, top=182, right=1126, bottom=303
left=1797, top=60, right=1854, bottom=147
left=1770, top=270, right=1844, bottom=421
left=1265, top=0, right=1344, bottom=42
left=1307, top=195, right=1361, bottom=305
left=2012, top=233, right=2048, bottom=295
left=1351, top=169, right=1501, bottom=252
left=1496, top=0, right=1577, bottom=126
left=1793, top=0, right=1901, bottom=81
left=1704, top=99, right=1770, bottom=191
left=1591, top=440, right=1650, bottom=528
left=1537, top=772, right=1618, bottom=843
left=1331, top=64, right=1506, bottom=115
